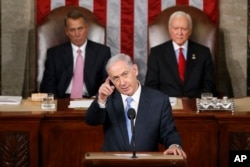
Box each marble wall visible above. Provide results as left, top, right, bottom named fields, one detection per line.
left=0, top=0, right=248, bottom=97
left=219, top=0, right=248, bottom=97
left=1, top=0, right=35, bottom=96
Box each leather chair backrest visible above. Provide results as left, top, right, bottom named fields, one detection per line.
left=36, top=6, right=105, bottom=90
left=148, top=5, right=218, bottom=62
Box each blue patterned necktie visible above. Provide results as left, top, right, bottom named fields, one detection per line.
left=125, top=97, right=133, bottom=143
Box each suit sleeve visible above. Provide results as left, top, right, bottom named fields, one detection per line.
left=145, top=47, right=160, bottom=89
left=201, top=48, right=216, bottom=96
left=160, top=96, right=182, bottom=148
left=40, top=49, right=57, bottom=94
left=85, top=99, right=106, bottom=126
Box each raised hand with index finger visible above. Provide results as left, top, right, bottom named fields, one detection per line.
left=98, top=77, right=115, bottom=104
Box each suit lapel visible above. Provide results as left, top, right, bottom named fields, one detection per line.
left=185, top=41, right=197, bottom=82
left=135, top=87, right=149, bottom=128
left=84, top=40, right=95, bottom=86
left=58, top=43, right=74, bottom=93
left=134, top=86, right=155, bottom=144
left=111, top=91, right=130, bottom=146
left=62, top=43, right=74, bottom=74
left=166, top=41, right=183, bottom=84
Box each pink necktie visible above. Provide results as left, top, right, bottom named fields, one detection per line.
left=71, top=49, right=83, bottom=98
left=178, top=48, right=186, bottom=82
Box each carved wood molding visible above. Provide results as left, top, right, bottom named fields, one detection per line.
left=0, top=132, right=30, bottom=167
left=230, top=132, right=250, bottom=150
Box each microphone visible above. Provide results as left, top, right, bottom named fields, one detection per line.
left=127, top=108, right=136, bottom=119
left=127, top=108, right=137, bottom=158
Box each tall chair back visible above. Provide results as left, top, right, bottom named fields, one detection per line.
left=37, top=6, right=105, bottom=91
left=148, top=5, right=218, bottom=62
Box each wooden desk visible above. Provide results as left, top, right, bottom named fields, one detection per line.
left=173, top=98, right=250, bottom=167
left=83, top=152, right=185, bottom=167
left=1, top=98, right=250, bottom=167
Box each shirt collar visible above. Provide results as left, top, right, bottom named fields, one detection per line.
left=121, top=81, right=141, bottom=104
left=172, top=40, right=188, bottom=51
left=71, top=40, right=88, bottom=53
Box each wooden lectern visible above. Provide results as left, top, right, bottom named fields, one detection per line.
left=83, top=152, right=185, bottom=167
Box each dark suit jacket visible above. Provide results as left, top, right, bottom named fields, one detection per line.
left=40, top=40, right=111, bottom=98
left=86, top=86, right=182, bottom=152
left=145, top=40, right=216, bottom=98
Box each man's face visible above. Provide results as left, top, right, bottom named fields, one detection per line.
left=65, top=17, right=88, bottom=47
left=168, top=16, right=192, bottom=46
left=108, top=60, right=139, bottom=96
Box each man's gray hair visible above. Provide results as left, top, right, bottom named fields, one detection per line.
left=64, top=9, right=88, bottom=27
left=168, top=11, right=192, bottom=29
left=105, top=53, right=133, bottom=72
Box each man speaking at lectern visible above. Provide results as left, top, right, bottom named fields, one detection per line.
left=86, top=53, right=186, bottom=159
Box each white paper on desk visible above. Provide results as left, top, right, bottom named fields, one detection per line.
left=169, top=97, right=177, bottom=106
left=113, top=153, right=151, bottom=157
left=0, top=96, right=22, bottom=105
left=68, top=99, right=94, bottom=108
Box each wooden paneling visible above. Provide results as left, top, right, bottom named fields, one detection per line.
left=1, top=99, right=250, bottom=167
left=0, top=116, right=41, bottom=167
left=219, top=117, right=250, bottom=167
left=41, top=120, right=103, bottom=167
left=175, top=118, right=218, bottom=167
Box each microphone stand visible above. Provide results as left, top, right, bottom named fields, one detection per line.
left=127, top=108, right=137, bottom=158
left=130, top=119, right=137, bottom=158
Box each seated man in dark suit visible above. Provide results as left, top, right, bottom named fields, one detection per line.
left=86, top=53, right=186, bottom=159
left=145, top=11, right=216, bottom=98
left=40, top=9, right=111, bottom=98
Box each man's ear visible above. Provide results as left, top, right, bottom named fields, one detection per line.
left=64, top=27, right=69, bottom=37
left=132, top=64, right=139, bottom=76
left=85, top=24, right=89, bottom=33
